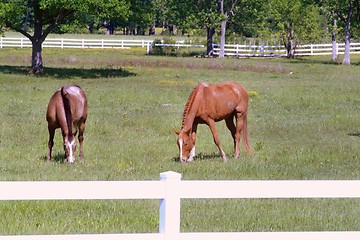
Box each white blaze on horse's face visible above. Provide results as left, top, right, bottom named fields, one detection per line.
left=64, top=138, right=77, bottom=163
left=177, top=131, right=195, bottom=162
left=178, top=138, right=183, bottom=162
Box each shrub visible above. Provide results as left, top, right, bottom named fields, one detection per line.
left=150, top=37, right=178, bottom=56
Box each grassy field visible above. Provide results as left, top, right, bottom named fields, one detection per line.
left=0, top=47, right=360, bottom=235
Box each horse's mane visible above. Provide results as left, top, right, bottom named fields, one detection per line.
left=181, top=82, right=204, bottom=128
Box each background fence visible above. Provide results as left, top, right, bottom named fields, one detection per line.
left=1, top=171, right=360, bottom=240
left=1, top=37, right=359, bottom=57
left=212, top=42, right=360, bottom=57
left=0, top=37, right=153, bottom=53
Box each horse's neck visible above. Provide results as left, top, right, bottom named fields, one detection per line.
left=182, top=84, right=204, bottom=132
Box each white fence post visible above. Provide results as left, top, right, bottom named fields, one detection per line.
left=147, top=42, right=152, bottom=55
left=159, top=171, right=181, bottom=240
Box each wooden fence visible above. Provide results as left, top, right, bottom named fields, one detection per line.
left=1, top=171, right=360, bottom=240
left=1, top=37, right=360, bottom=57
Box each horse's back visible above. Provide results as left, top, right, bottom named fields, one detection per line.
left=62, top=85, right=88, bottom=121
left=201, top=82, right=248, bottom=116
left=46, top=85, right=87, bottom=127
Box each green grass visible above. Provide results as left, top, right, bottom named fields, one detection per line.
left=0, top=47, right=360, bottom=235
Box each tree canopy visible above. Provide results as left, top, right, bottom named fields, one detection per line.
left=0, top=0, right=130, bottom=72
left=1, top=0, right=359, bottom=69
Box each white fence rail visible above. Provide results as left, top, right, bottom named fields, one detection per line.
left=0, top=37, right=153, bottom=53
left=1, top=37, right=360, bottom=57
left=213, top=43, right=287, bottom=57
left=1, top=171, right=360, bottom=240
left=213, top=42, right=360, bottom=57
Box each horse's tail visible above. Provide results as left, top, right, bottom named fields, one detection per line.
left=242, top=113, right=252, bottom=154
left=61, top=86, right=73, bottom=137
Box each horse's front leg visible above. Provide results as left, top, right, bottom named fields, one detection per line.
left=47, top=126, right=55, bottom=162
left=187, top=125, right=198, bottom=162
left=207, top=119, right=227, bottom=162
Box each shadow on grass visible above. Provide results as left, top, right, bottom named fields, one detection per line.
left=172, top=152, right=222, bottom=162
left=0, top=65, right=136, bottom=79
left=289, top=57, right=360, bottom=66
left=288, top=58, right=341, bottom=65
left=40, top=153, right=66, bottom=164
left=349, top=133, right=360, bottom=137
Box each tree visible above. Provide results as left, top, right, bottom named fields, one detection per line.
left=264, top=0, right=323, bottom=58
left=168, top=0, right=222, bottom=56
left=321, top=0, right=359, bottom=65
left=218, top=0, right=240, bottom=58
left=0, top=0, right=129, bottom=73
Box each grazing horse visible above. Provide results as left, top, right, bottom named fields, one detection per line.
left=46, top=85, right=88, bottom=163
left=174, top=82, right=251, bottom=162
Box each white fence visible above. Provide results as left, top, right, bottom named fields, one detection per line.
left=213, top=42, right=360, bottom=57
left=0, top=37, right=153, bottom=53
left=1, top=171, right=360, bottom=240
left=1, top=37, right=360, bottom=57
left=213, top=43, right=286, bottom=57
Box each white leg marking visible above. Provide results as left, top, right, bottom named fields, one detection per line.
left=68, top=140, right=76, bottom=163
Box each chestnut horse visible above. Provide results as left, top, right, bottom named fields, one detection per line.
left=174, top=82, right=251, bottom=162
left=46, top=85, right=88, bottom=163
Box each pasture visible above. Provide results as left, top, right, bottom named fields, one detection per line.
left=0, top=47, right=360, bottom=235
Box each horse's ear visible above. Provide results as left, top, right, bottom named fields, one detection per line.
left=173, top=128, right=180, bottom=135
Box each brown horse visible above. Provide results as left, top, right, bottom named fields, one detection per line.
left=174, top=82, right=251, bottom=162
left=46, top=85, right=88, bottom=163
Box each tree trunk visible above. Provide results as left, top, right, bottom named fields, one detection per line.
left=285, top=23, right=295, bottom=58
left=206, top=27, right=215, bottom=56
left=218, top=0, right=227, bottom=58
left=31, top=41, right=44, bottom=74
left=342, top=19, right=351, bottom=65
left=30, top=13, right=44, bottom=74
left=219, top=20, right=227, bottom=58
left=332, top=19, right=338, bottom=61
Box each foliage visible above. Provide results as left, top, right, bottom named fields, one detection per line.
left=0, top=0, right=131, bottom=71
left=260, top=0, right=324, bottom=44
left=1, top=0, right=357, bottom=47
left=150, top=37, right=178, bottom=56
left=228, top=0, right=269, bottom=38
left=320, top=0, right=360, bottom=40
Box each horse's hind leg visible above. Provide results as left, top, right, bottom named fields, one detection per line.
left=225, top=116, right=240, bottom=158
left=207, top=119, right=227, bottom=162
left=47, top=126, right=55, bottom=162
left=78, top=121, right=86, bottom=162
left=234, top=110, right=249, bottom=157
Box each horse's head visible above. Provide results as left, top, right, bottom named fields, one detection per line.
left=174, top=128, right=196, bottom=162
left=64, top=131, right=77, bottom=163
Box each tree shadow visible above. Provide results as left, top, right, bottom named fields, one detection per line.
left=0, top=65, right=136, bottom=79
left=289, top=57, right=360, bottom=66
left=288, top=58, right=341, bottom=65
